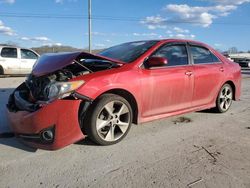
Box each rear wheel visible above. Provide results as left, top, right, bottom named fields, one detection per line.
left=83, top=94, right=132, bottom=145
left=214, top=84, right=233, bottom=113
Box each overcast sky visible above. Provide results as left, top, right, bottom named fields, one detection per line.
left=0, top=0, right=249, bottom=51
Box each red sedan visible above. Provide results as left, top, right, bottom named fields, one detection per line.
left=7, top=39, right=241, bottom=150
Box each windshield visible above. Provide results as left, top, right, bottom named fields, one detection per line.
left=98, top=40, right=158, bottom=63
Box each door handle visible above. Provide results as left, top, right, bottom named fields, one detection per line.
left=185, top=71, right=193, bottom=76
left=219, top=67, right=224, bottom=72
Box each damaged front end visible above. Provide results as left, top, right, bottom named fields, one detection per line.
left=7, top=51, right=122, bottom=112
left=6, top=51, right=122, bottom=150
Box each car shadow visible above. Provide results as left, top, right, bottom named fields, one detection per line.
left=0, top=137, right=37, bottom=152
left=0, top=87, right=37, bottom=152
left=75, top=137, right=97, bottom=146
left=0, top=88, right=14, bottom=133
left=196, top=109, right=217, bottom=114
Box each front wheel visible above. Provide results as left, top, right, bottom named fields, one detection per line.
left=214, top=84, right=233, bottom=113
left=83, top=94, right=132, bottom=145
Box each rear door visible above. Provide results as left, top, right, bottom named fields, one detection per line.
left=0, top=47, right=19, bottom=74
left=140, top=43, right=194, bottom=117
left=20, top=49, right=39, bottom=74
left=189, top=44, right=224, bottom=107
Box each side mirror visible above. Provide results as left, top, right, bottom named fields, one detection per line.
left=146, top=57, right=168, bottom=68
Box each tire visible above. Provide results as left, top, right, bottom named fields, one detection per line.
left=214, top=84, right=233, bottom=113
left=83, top=94, right=133, bottom=145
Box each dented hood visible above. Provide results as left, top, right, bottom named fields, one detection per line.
left=32, top=51, right=125, bottom=77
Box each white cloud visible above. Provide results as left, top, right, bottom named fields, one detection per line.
left=0, top=20, right=16, bottom=36
left=20, top=35, right=63, bottom=47
left=33, top=37, right=50, bottom=41
left=84, top=32, right=106, bottom=36
left=132, top=32, right=158, bottom=37
left=140, top=15, right=167, bottom=30
left=165, top=26, right=196, bottom=39
left=206, top=0, right=250, bottom=5
left=164, top=4, right=237, bottom=27
left=0, top=0, right=15, bottom=4
left=42, top=42, right=63, bottom=47
left=20, top=37, right=30, bottom=41
left=54, top=42, right=62, bottom=46
left=132, top=33, right=140, bottom=36
left=173, top=27, right=189, bottom=33
left=141, top=2, right=241, bottom=29
left=55, top=0, right=77, bottom=4
left=169, top=33, right=196, bottom=39
left=20, top=36, right=50, bottom=42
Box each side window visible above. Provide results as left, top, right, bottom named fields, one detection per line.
left=211, top=52, right=220, bottom=62
left=152, top=45, right=188, bottom=66
left=21, top=49, right=38, bottom=59
left=190, top=46, right=220, bottom=64
left=1, top=47, right=17, bottom=58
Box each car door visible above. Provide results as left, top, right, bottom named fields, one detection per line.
left=140, top=43, right=194, bottom=117
left=189, top=44, right=224, bottom=107
left=0, top=47, right=19, bottom=74
left=20, top=49, right=39, bottom=74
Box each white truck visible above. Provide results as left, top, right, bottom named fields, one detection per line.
left=0, top=46, right=39, bottom=75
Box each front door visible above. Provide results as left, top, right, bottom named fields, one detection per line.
left=140, top=44, right=194, bottom=117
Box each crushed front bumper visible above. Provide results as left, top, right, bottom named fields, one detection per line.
left=7, top=98, right=85, bottom=150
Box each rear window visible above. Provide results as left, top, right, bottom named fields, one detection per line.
left=1, top=47, right=17, bottom=58
left=190, top=46, right=220, bottom=64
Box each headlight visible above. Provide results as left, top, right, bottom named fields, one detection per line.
left=44, top=80, right=84, bottom=100
left=248, top=62, right=250, bottom=68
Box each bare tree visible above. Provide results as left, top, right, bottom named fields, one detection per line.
left=228, top=47, right=238, bottom=54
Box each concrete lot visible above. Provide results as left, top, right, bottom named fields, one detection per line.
left=0, top=70, right=250, bottom=188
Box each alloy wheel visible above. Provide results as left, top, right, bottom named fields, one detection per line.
left=96, top=100, right=131, bottom=142
left=219, top=85, right=233, bottom=111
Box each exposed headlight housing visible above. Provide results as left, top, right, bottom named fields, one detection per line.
left=43, top=80, right=84, bottom=100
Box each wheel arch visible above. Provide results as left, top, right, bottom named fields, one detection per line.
left=100, top=89, right=139, bottom=124
left=223, top=80, right=236, bottom=100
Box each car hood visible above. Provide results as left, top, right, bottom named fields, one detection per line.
left=32, top=51, right=125, bottom=77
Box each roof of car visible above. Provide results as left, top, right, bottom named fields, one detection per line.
left=127, top=39, right=209, bottom=47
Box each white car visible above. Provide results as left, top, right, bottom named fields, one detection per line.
left=0, top=46, right=39, bottom=75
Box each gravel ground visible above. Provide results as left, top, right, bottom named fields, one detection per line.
left=0, top=70, right=250, bottom=188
